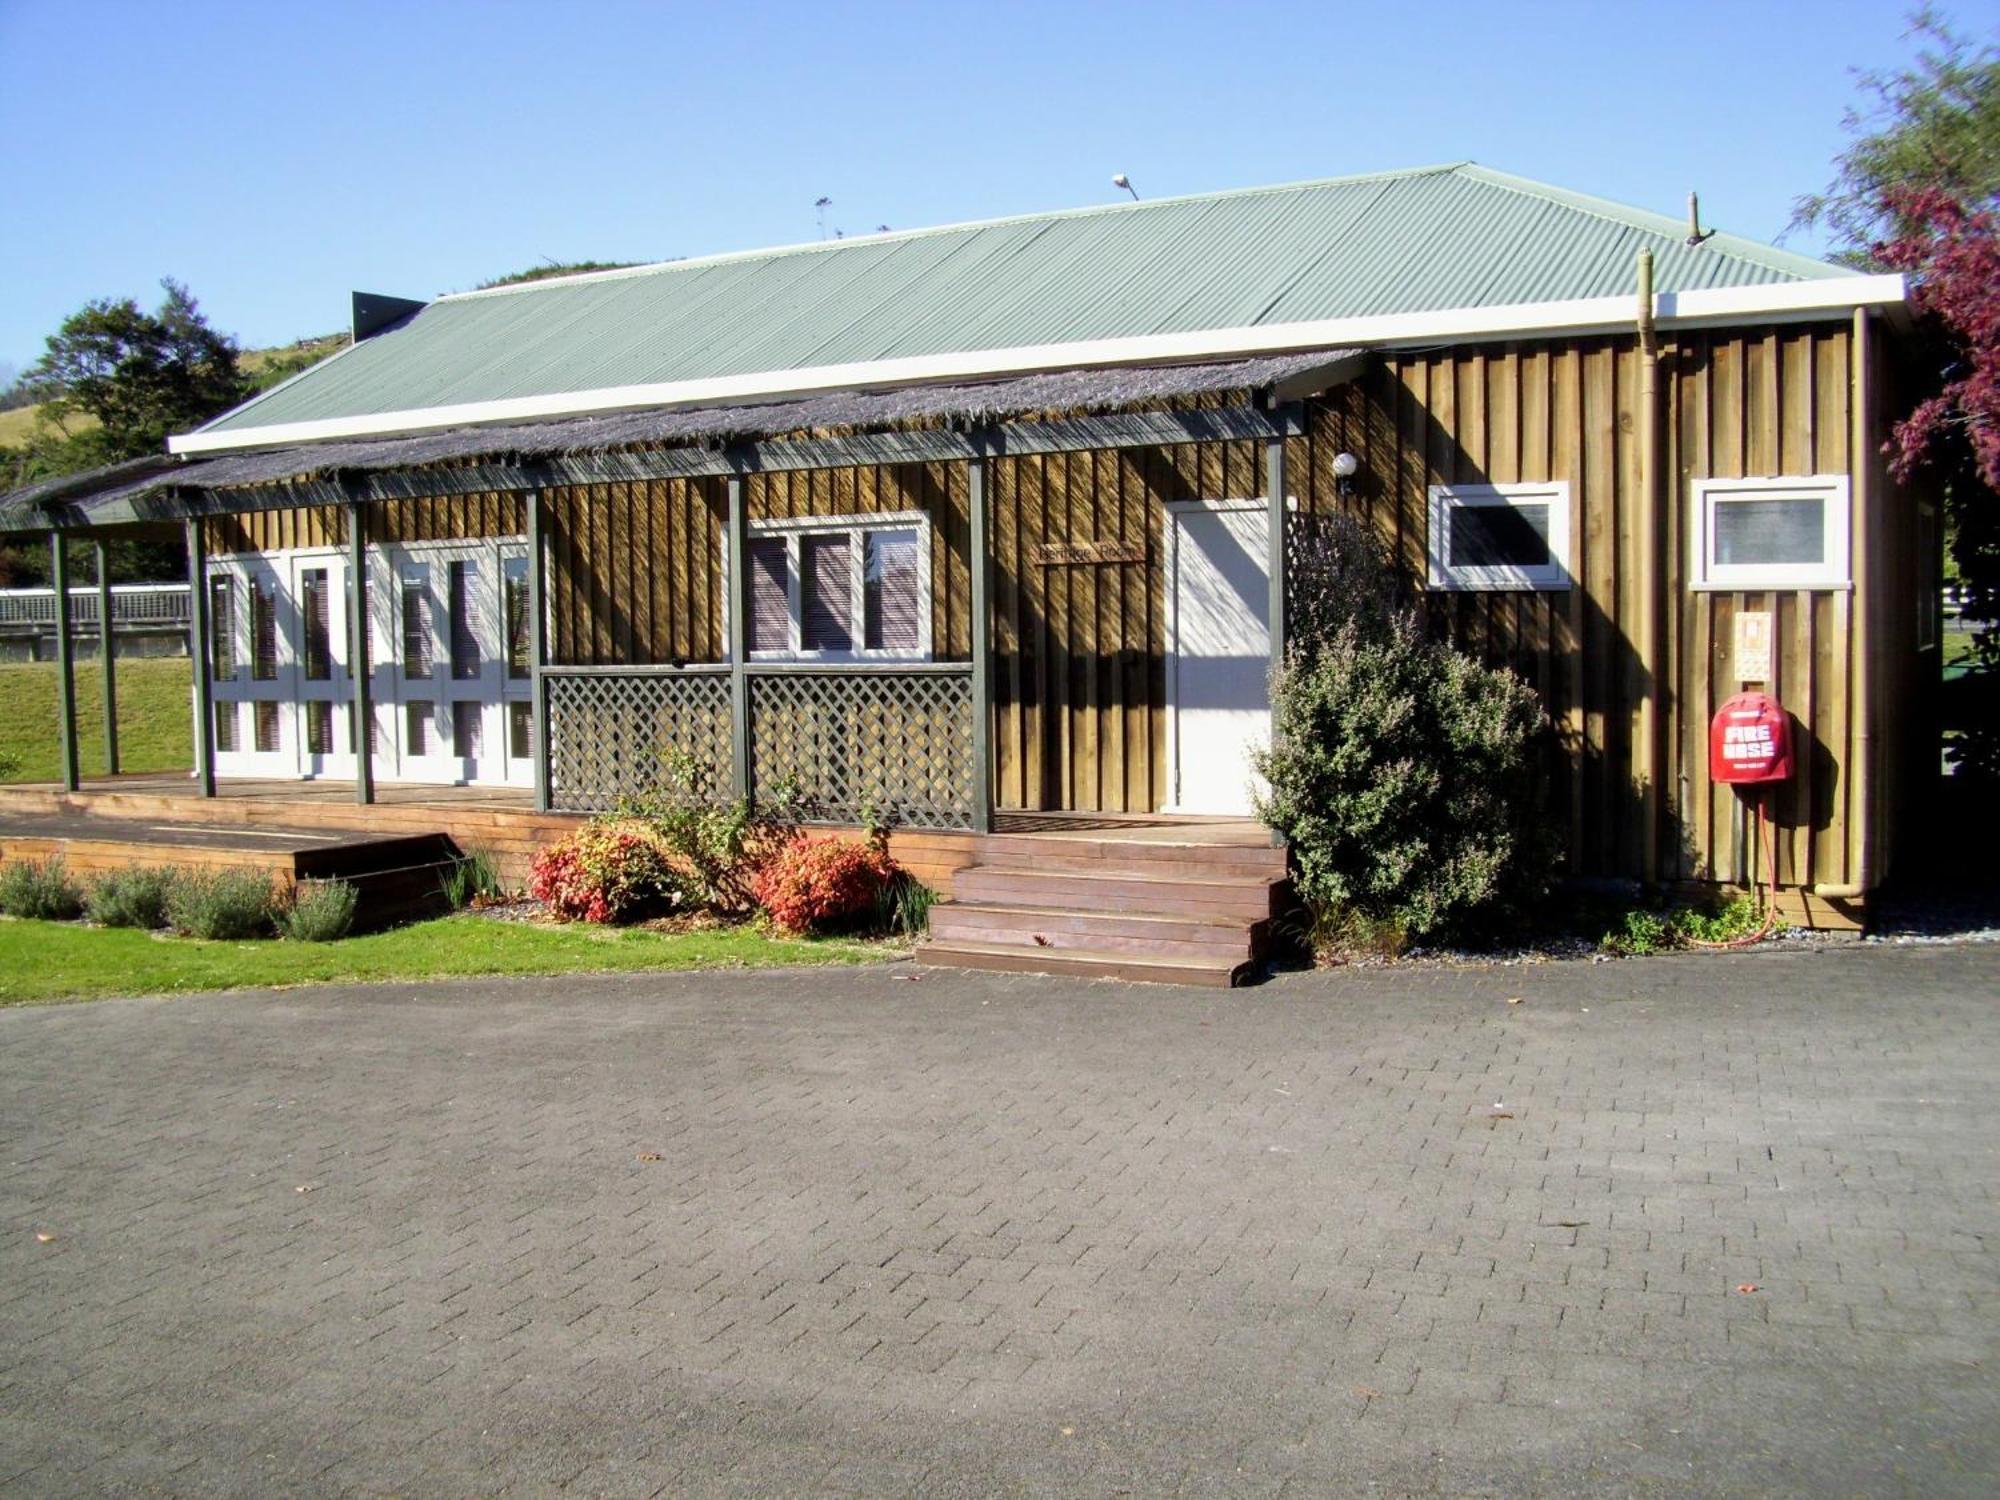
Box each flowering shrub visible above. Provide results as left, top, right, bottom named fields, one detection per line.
left=752, top=835, right=895, bottom=934
left=529, top=822, right=680, bottom=924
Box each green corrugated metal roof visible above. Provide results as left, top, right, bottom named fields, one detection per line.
left=201, top=162, right=1854, bottom=438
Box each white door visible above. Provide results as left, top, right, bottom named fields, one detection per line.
left=290, top=554, right=355, bottom=779
left=373, top=540, right=531, bottom=786
left=208, top=555, right=297, bottom=778
left=1167, top=504, right=1272, bottom=815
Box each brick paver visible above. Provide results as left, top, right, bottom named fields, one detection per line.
left=1, top=943, right=1996, bottom=1495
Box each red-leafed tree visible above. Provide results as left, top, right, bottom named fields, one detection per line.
left=1797, top=8, right=2000, bottom=778
left=1876, top=187, right=2000, bottom=492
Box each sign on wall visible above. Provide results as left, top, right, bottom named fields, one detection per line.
left=1732, top=610, right=1774, bottom=684
left=1033, top=540, right=1146, bottom=566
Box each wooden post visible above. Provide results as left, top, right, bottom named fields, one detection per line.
left=184, top=519, right=216, bottom=798
left=726, top=474, right=752, bottom=802
left=49, top=530, right=80, bottom=792
left=95, top=539, right=119, bottom=776
left=346, top=502, right=374, bottom=805
left=527, top=488, right=551, bottom=812
left=968, top=443, right=993, bottom=834
left=1265, top=436, right=1287, bottom=682
left=1265, top=437, right=1288, bottom=847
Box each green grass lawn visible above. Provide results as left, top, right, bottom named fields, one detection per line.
left=0, top=913, right=894, bottom=1004
left=0, top=657, right=192, bottom=782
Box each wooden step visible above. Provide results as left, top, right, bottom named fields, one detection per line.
left=951, top=864, right=1280, bottom=921
left=927, top=902, right=1262, bottom=959
left=973, top=833, right=1286, bottom=878
left=915, top=939, right=1251, bottom=988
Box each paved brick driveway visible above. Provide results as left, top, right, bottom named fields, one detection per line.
left=1, top=943, right=1996, bottom=1496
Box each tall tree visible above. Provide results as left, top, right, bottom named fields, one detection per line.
left=1800, top=10, right=2000, bottom=781
left=24, top=278, right=247, bottom=463
left=1792, top=7, right=2000, bottom=268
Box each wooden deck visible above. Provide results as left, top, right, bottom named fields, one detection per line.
left=0, top=776, right=1275, bottom=897
left=0, top=775, right=570, bottom=891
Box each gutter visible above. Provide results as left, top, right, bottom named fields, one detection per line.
left=169, top=275, right=1911, bottom=457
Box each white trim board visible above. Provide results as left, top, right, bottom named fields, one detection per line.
left=1687, top=474, right=1852, bottom=593
left=170, top=276, right=1909, bottom=456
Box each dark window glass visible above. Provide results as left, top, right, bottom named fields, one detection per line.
left=254, top=700, right=281, bottom=753
left=405, top=701, right=431, bottom=756
left=209, top=578, right=238, bottom=682
left=1713, top=498, right=1824, bottom=567
left=747, top=538, right=789, bottom=653
left=250, top=576, right=279, bottom=681
left=402, top=570, right=431, bottom=679
left=452, top=700, right=481, bottom=758
left=864, top=529, right=920, bottom=651
left=306, top=699, right=333, bottom=756
left=800, top=535, right=852, bottom=651
left=301, top=569, right=332, bottom=681
left=508, top=700, right=533, bottom=760
left=449, top=560, right=481, bottom=679
left=213, top=701, right=237, bottom=753
left=1449, top=502, right=1551, bottom=569
left=505, top=570, right=531, bottom=680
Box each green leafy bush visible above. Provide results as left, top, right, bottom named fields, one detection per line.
left=0, top=858, right=85, bottom=921
left=1255, top=514, right=1553, bottom=942
left=280, top=879, right=359, bottom=942
left=86, top=867, right=179, bottom=929
left=1599, top=893, right=1778, bottom=955
left=529, top=821, right=682, bottom=923
left=620, top=751, right=804, bottom=913
left=1601, top=907, right=1674, bottom=957
left=165, top=868, right=279, bottom=940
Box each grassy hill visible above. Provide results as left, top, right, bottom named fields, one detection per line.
left=0, top=657, right=193, bottom=783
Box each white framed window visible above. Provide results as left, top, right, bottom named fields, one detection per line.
left=744, top=511, right=931, bottom=661
left=1689, top=475, right=1850, bottom=591
left=1427, top=481, right=1571, bottom=591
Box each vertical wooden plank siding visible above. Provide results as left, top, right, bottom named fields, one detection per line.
left=194, top=320, right=1877, bottom=890
left=1294, top=324, right=1858, bottom=887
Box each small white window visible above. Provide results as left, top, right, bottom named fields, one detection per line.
left=1690, top=475, right=1850, bottom=591
left=745, top=511, right=932, bottom=661
left=1427, top=482, right=1571, bottom=591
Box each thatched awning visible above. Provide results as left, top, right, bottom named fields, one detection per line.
left=0, top=349, right=1361, bottom=533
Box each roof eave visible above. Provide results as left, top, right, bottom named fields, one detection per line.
left=170, top=275, right=1908, bottom=458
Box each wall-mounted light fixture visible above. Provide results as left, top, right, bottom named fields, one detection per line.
left=1332, top=451, right=1359, bottom=500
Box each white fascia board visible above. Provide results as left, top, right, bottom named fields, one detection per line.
left=168, top=275, right=1908, bottom=456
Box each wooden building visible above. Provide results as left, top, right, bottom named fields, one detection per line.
left=0, top=163, right=1934, bottom=962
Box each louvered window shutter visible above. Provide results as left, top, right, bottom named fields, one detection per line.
left=800, top=535, right=852, bottom=651
left=864, top=529, right=920, bottom=651
left=301, top=569, right=332, bottom=680
left=747, top=538, right=789, bottom=653
left=450, top=560, right=481, bottom=679
left=251, top=578, right=279, bottom=681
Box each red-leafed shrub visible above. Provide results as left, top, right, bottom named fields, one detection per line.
left=752, top=835, right=896, bottom=934
left=529, top=822, right=680, bottom=924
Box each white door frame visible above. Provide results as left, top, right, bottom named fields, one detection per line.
left=1161, top=498, right=1289, bottom=814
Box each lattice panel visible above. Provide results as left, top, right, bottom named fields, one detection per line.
left=749, top=669, right=975, bottom=830
left=545, top=670, right=732, bottom=812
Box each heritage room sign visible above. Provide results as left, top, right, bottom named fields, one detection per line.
left=1732, top=610, right=1774, bottom=684
left=1032, top=540, right=1146, bottom=565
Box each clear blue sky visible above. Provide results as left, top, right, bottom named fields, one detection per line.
left=0, top=0, right=1978, bottom=379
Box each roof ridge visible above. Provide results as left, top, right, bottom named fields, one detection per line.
left=1450, top=163, right=1854, bottom=279
left=437, top=162, right=1478, bottom=304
